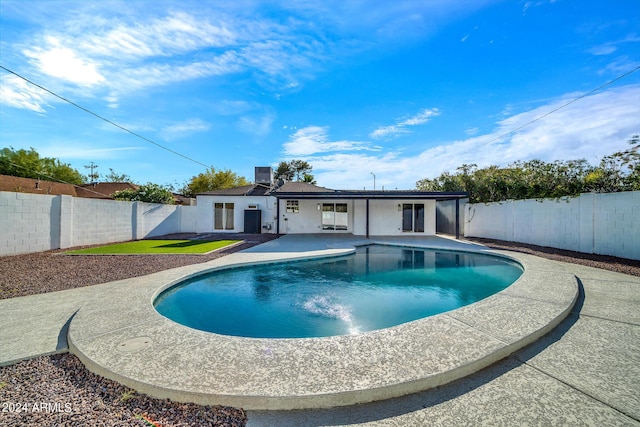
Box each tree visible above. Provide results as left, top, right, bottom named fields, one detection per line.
left=0, top=147, right=85, bottom=185
left=416, top=138, right=640, bottom=203
left=182, top=167, right=249, bottom=197
left=103, top=168, right=133, bottom=183
left=275, top=160, right=314, bottom=182
left=112, top=183, right=175, bottom=204
left=586, top=134, right=640, bottom=192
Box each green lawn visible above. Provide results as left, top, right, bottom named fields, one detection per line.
left=66, top=239, right=241, bottom=255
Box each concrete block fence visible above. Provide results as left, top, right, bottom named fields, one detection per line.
left=0, top=191, right=197, bottom=256
left=1, top=190, right=638, bottom=259
left=464, top=191, right=640, bottom=261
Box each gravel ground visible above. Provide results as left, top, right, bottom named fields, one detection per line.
left=465, top=237, right=640, bottom=277
left=0, top=353, right=246, bottom=427
left=1, top=234, right=638, bottom=426
left=0, top=233, right=278, bottom=300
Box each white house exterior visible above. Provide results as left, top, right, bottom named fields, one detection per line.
left=196, top=167, right=466, bottom=238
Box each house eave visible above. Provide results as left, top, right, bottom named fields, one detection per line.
left=273, top=191, right=468, bottom=200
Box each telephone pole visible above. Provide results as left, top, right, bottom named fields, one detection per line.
left=84, top=162, right=99, bottom=183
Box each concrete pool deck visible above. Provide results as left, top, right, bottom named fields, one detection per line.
left=1, top=235, right=639, bottom=425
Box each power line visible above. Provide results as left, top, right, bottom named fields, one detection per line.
left=0, top=158, right=121, bottom=198
left=0, top=64, right=212, bottom=169
left=464, top=65, right=640, bottom=155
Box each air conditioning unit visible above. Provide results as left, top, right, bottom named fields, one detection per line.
left=247, top=204, right=260, bottom=210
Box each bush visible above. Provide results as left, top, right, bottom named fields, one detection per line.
left=112, top=183, right=175, bottom=204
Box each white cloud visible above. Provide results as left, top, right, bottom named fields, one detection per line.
left=160, top=118, right=211, bottom=141
left=78, top=11, right=236, bottom=59
left=2, top=6, right=331, bottom=112
left=283, top=126, right=377, bottom=156
left=23, top=37, right=105, bottom=86
left=293, top=84, right=640, bottom=190
left=370, top=108, right=440, bottom=139
left=236, top=114, right=276, bottom=136
left=0, top=75, right=49, bottom=113
left=38, top=145, right=143, bottom=160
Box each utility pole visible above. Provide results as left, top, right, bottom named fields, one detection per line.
left=84, top=162, right=99, bottom=183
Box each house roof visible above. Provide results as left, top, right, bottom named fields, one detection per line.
left=0, top=174, right=77, bottom=196
left=273, top=188, right=468, bottom=200
left=75, top=182, right=139, bottom=199
left=196, top=179, right=466, bottom=201
left=274, top=181, right=335, bottom=193
left=198, top=181, right=335, bottom=197
left=198, top=184, right=258, bottom=196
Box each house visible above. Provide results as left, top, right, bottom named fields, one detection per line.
left=0, top=174, right=77, bottom=196
left=0, top=175, right=193, bottom=205
left=75, top=182, right=139, bottom=199
left=196, top=167, right=467, bottom=238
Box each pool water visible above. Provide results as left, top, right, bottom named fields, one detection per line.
left=154, top=245, right=523, bottom=338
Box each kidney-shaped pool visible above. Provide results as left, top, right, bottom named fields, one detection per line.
left=154, top=245, right=523, bottom=338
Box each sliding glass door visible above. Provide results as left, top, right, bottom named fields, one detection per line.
left=402, top=203, right=424, bottom=232
left=322, top=203, right=348, bottom=231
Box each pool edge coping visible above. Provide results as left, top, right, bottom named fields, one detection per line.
left=67, top=236, right=578, bottom=410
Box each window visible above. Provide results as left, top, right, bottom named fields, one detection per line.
left=225, top=203, right=234, bottom=230
left=322, top=203, right=348, bottom=231
left=214, top=202, right=234, bottom=230
left=402, top=203, right=424, bottom=233
left=286, top=200, right=299, bottom=213
left=214, top=203, right=224, bottom=230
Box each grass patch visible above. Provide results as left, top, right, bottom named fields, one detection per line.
left=66, top=239, right=241, bottom=255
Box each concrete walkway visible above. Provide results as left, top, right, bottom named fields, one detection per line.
left=1, top=235, right=638, bottom=425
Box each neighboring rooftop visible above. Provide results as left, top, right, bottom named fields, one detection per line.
left=0, top=174, right=77, bottom=196
left=75, top=182, right=139, bottom=199
left=0, top=175, right=190, bottom=204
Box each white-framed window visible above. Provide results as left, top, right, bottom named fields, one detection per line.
left=214, top=202, right=235, bottom=230
left=286, top=200, right=299, bottom=213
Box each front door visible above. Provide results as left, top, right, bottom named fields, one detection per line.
left=244, top=210, right=261, bottom=233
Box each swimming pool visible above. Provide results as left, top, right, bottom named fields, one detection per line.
left=155, top=245, right=523, bottom=338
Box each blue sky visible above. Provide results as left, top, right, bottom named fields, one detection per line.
left=1, top=0, right=638, bottom=190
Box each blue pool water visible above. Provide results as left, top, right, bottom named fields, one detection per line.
left=154, top=245, right=523, bottom=338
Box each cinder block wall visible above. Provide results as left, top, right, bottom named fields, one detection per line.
left=141, top=203, right=181, bottom=237
left=464, top=191, right=640, bottom=260
left=0, top=192, right=60, bottom=255
left=70, top=198, right=134, bottom=247
left=0, top=191, right=198, bottom=255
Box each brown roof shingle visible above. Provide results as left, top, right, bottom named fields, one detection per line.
left=0, top=175, right=77, bottom=196
left=75, top=182, right=138, bottom=199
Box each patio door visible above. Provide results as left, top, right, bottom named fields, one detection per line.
left=402, top=203, right=424, bottom=232
left=322, top=203, right=348, bottom=231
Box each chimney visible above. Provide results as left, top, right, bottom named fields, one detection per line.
left=255, top=167, right=273, bottom=185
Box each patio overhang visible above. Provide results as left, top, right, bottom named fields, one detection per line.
left=274, top=191, right=468, bottom=239
left=273, top=191, right=468, bottom=201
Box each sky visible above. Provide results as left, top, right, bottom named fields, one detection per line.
left=0, top=0, right=639, bottom=191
